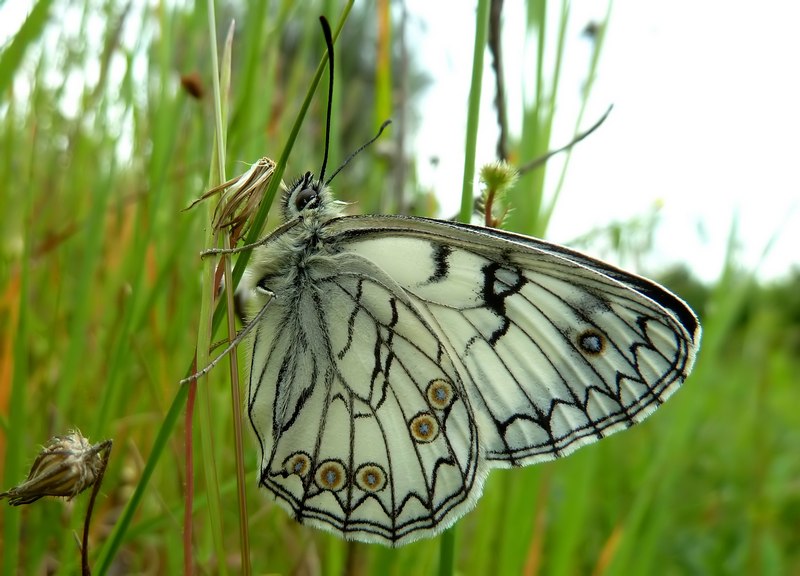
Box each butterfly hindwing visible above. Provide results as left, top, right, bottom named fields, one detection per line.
left=246, top=251, right=484, bottom=545
left=323, top=215, right=700, bottom=467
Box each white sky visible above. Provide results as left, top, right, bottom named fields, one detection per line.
left=3, top=1, right=798, bottom=282
left=407, top=0, right=800, bottom=282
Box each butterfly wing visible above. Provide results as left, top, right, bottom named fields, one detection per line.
left=245, top=251, right=485, bottom=546
left=321, top=215, right=701, bottom=467
left=244, top=213, right=700, bottom=545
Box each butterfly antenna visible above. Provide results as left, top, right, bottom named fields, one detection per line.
left=325, top=119, right=392, bottom=185
left=318, top=16, right=335, bottom=186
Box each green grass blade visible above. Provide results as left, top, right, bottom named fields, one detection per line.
left=190, top=2, right=232, bottom=573
left=224, top=1, right=355, bottom=295
left=542, top=1, right=612, bottom=232
left=458, top=0, right=490, bottom=226
left=217, top=17, right=253, bottom=576
left=53, top=158, right=117, bottom=428
left=1, top=120, right=34, bottom=576
left=94, top=384, right=190, bottom=574
left=0, top=0, right=54, bottom=95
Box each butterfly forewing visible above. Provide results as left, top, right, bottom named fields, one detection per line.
left=322, top=215, right=699, bottom=466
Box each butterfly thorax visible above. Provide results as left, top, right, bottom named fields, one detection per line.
left=238, top=175, right=345, bottom=317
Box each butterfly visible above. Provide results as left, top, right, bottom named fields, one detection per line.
left=233, top=171, right=701, bottom=546
left=229, top=17, right=700, bottom=547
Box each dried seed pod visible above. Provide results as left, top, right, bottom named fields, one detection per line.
left=1, top=430, right=112, bottom=506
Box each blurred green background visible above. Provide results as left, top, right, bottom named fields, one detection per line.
left=1, top=1, right=798, bottom=575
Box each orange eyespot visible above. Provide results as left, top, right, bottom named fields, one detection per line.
left=409, top=413, right=439, bottom=443
left=283, top=452, right=311, bottom=478
left=315, top=460, right=347, bottom=491
left=355, top=464, right=387, bottom=493
left=427, top=379, right=455, bottom=409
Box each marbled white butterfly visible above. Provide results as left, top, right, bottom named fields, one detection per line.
left=233, top=17, right=700, bottom=547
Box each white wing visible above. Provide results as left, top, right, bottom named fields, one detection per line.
left=323, top=215, right=701, bottom=466
left=245, top=251, right=484, bottom=546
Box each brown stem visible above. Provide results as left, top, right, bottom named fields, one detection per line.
left=81, top=441, right=113, bottom=576
left=489, top=0, right=508, bottom=161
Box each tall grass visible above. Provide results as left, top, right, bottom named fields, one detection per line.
left=1, top=1, right=798, bottom=575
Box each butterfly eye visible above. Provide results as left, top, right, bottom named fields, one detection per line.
left=294, top=187, right=318, bottom=212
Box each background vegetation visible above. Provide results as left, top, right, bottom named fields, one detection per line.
left=1, top=1, right=798, bottom=574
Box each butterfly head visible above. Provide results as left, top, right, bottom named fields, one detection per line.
left=282, top=171, right=339, bottom=222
